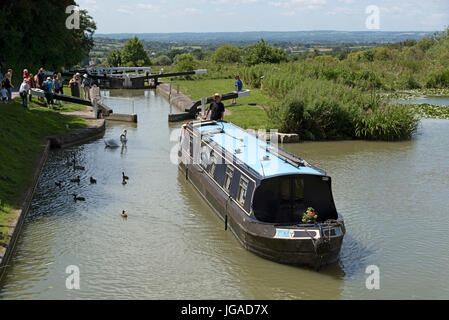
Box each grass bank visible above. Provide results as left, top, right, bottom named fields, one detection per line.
left=0, top=98, right=87, bottom=244
left=175, top=78, right=274, bottom=129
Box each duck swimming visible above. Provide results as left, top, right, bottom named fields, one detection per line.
left=72, top=194, right=85, bottom=202
left=122, top=172, right=129, bottom=180
left=121, top=210, right=128, bottom=218
left=70, top=176, right=81, bottom=183
left=90, top=177, right=97, bottom=184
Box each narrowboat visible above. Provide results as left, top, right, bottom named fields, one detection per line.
left=178, top=121, right=345, bottom=269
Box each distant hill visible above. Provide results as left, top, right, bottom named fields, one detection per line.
left=93, top=31, right=433, bottom=44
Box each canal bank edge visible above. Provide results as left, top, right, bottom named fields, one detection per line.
left=0, top=119, right=106, bottom=281
left=156, top=82, right=300, bottom=143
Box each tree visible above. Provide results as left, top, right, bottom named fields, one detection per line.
left=212, top=44, right=241, bottom=63
left=243, top=39, right=287, bottom=66
left=121, top=36, right=151, bottom=66
left=107, top=49, right=122, bottom=67
left=153, top=55, right=172, bottom=66
left=167, top=49, right=186, bottom=61
left=0, top=1, right=96, bottom=81
left=175, top=53, right=197, bottom=72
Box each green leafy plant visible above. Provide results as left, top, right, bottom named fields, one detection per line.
left=302, top=207, right=318, bottom=223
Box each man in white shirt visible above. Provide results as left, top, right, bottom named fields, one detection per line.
left=19, top=77, right=30, bottom=108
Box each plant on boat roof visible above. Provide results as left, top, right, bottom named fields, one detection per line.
left=302, top=207, right=318, bottom=224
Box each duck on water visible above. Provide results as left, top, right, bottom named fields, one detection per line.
left=178, top=121, right=345, bottom=269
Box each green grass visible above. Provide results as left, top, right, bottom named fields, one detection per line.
left=175, top=78, right=274, bottom=129
left=30, top=95, right=87, bottom=113
left=0, top=98, right=87, bottom=244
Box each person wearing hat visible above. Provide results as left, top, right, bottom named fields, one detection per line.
left=68, top=73, right=81, bottom=98
left=19, top=77, right=30, bottom=108
left=42, top=76, right=54, bottom=106
left=82, top=74, right=91, bottom=101
left=203, top=93, right=225, bottom=121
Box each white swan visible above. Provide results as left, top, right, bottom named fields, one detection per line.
left=120, top=130, right=128, bottom=144
left=105, top=130, right=128, bottom=148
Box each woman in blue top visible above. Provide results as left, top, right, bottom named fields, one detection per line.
left=43, top=76, right=54, bottom=106
left=232, top=75, right=243, bottom=105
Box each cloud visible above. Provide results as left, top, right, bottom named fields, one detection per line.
left=77, top=0, right=99, bottom=13
left=117, top=6, right=134, bottom=14
left=268, top=0, right=327, bottom=13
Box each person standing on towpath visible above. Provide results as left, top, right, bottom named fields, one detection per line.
left=19, top=77, right=30, bottom=108
left=232, top=75, right=243, bottom=105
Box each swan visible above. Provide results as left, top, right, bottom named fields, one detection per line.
left=120, top=130, right=128, bottom=144
left=105, top=130, right=128, bottom=148
left=72, top=194, right=85, bottom=202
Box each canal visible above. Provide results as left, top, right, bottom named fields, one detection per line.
left=1, top=90, right=448, bottom=299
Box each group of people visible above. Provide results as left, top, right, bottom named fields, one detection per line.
left=0, top=66, right=93, bottom=109
left=17, top=68, right=64, bottom=108
left=203, top=75, right=243, bottom=121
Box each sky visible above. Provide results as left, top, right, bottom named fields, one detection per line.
left=77, top=0, right=449, bottom=34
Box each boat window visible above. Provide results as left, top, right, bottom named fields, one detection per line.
left=224, top=166, right=234, bottom=192
left=209, top=156, right=217, bottom=176
left=294, top=178, right=304, bottom=200
left=280, top=177, right=290, bottom=201
left=200, top=151, right=208, bottom=169
left=189, top=135, right=193, bottom=158
left=237, top=177, right=249, bottom=206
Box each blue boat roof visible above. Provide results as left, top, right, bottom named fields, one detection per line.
left=195, top=122, right=324, bottom=179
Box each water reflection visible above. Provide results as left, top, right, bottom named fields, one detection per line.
left=395, top=96, right=449, bottom=106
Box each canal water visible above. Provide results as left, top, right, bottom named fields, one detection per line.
left=395, top=95, right=449, bottom=106
left=1, top=90, right=448, bottom=299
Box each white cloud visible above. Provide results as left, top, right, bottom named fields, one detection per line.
left=268, top=0, right=327, bottom=12
left=117, top=6, right=134, bottom=15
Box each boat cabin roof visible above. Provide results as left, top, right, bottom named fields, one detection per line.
left=190, top=121, right=325, bottom=180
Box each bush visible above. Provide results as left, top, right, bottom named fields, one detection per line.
left=354, top=105, right=419, bottom=141
left=243, top=39, right=288, bottom=66
left=153, top=55, right=172, bottom=66
left=267, top=79, right=418, bottom=141
left=212, top=45, right=241, bottom=64
left=268, top=81, right=355, bottom=140
left=425, top=69, right=449, bottom=88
